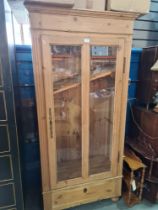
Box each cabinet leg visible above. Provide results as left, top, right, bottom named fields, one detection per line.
left=111, top=197, right=119, bottom=202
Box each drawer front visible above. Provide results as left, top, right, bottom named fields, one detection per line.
left=0, top=155, right=13, bottom=182
left=0, top=59, right=2, bottom=87
left=52, top=178, right=120, bottom=209
left=8, top=209, right=16, bottom=210
left=0, top=91, right=7, bottom=121
left=0, top=183, right=15, bottom=209
left=0, top=125, right=10, bottom=153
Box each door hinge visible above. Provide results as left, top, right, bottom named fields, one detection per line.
left=123, top=57, right=126, bottom=74
left=49, top=108, right=53, bottom=139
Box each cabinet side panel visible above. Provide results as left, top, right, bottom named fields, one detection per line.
left=31, top=33, right=51, bottom=192
left=118, top=36, right=133, bottom=176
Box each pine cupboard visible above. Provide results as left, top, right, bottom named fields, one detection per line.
left=25, top=1, right=140, bottom=209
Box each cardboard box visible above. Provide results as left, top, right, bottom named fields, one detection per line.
left=87, top=0, right=106, bottom=11
left=107, top=0, right=151, bottom=14
left=73, top=0, right=87, bottom=9
left=74, top=0, right=106, bottom=11
left=26, top=0, right=75, bottom=7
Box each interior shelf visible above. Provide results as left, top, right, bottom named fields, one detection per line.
left=91, top=56, right=116, bottom=60
left=58, top=155, right=111, bottom=181
left=53, top=70, right=114, bottom=94
left=123, top=192, right=140, bottom=207
left=58, top=159, right=81, bottom=181
left=90, top=70, right=114, bottom=81
left=89, top=155, right=111, bottom=175
left=54, top=82, right=80, bottom=95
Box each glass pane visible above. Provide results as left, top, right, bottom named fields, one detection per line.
left=51, top=45, right=82, bottom=181
left=89, top=46, right=117, bottom=175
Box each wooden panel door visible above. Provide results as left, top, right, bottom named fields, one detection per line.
left=41, top=33, right=124, bottom=189
left=87, top=37, right=125, bottom=181
left=41, top=34, right=87, bottom=189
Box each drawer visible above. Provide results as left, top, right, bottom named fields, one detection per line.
left=0, top=155, right=13, bottom=182
left=0, top=62, right=2, bottom=87
left=0, top=183, right=15, bottom=209
left=0, top=91, right=7, bottom=121
left=8, top=209, right=16, bottom=210
left=0, top=125, right=10, bottom=153
left=51, top=178, right=120, bottom=209
left=6, top=208, right=17, bottom=210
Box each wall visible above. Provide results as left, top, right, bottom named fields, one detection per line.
left=133, top=0, right=158, bottom=48
left=126, top=48, right=142, bottom=136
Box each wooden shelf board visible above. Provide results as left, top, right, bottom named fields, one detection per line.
left=57, top=155, right=110, bottom=182
left=90, top=70, right=114, bottom=81
left=52, top=54, right=73, bottom=59
left=58, top=159, right=81, bottom=181
left=90, top=155, right=111, bottom=175
left=54, top=82, right=80, bottom=95
left=91, top=56, right=116, bottom=60
left=124, top=156, right=145, bottom=171
left=123, top=192, right=140, bottom=207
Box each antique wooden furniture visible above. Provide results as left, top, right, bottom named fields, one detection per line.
left=132, top=106, right=158, bottom=154
left=137, top=46, right=158, bottom=106
left=0, top=0, right=24, bottom=209
left=25, top=1, right=141, bottom=209
left=123, top=147, right=146, bottom=207
left=127, top=137, right=158, bottom=203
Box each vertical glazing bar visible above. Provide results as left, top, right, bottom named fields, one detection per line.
left=82, top=42, right=90, bottom=179
left=42, top=38, right=57, bottom=187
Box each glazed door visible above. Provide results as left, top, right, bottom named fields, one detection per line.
left=41, top=33, right=124, bottom=188
left=88, top=38, right=124, bottom=180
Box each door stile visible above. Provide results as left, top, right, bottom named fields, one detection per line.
left=42, top=37, right=57, bottom=188
left=82, top=43, right=90, bottom=179
left=111, top=39, right=125, bottom=177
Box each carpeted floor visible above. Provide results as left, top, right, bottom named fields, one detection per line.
left=68, top=199, right=158, bottom=210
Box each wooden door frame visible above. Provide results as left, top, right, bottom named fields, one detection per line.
left=41, top=34, right=87, bottom=189
left=85, top=37, right=125, bottom=180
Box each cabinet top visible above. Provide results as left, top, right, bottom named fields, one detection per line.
left=24, top=0, right=140, bottom=21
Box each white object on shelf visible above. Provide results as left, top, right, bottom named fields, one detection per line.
left=107, top=0, right=151, bottom=14
left=74, top=0, right=106, bottom=11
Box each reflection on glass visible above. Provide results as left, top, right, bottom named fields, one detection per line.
left=51, top=45, right=81, bottom=93
left=51, top=45, right=82, bottom=181
left=89, top=46, right=117, bottom=175
left=90, top=46, right=116, bottom=78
